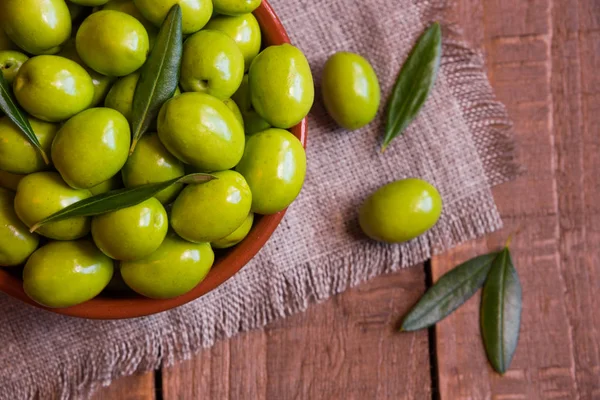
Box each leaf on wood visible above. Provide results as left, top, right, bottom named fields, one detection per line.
left=401, top=252, right=498, bottom=331
left=480, top=247, right=522, bottom=374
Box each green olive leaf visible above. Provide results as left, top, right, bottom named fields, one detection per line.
left=0, top=72, right=49, bottom=164
left=382, top=22, right=442, bottom=152
left=29, top=173, right=215, bottom=233
left=480, top=247, right=522, bottom=374
left=129, top=4, right=182, bottom=154
left=401, top=252, right=499, bottom=331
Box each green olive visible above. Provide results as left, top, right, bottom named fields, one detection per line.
left=76, top=10, right=149, bottom=77
left=0, top=0, right=71, bottom=55
left=157, top=92, right=245, bottom=171
left=105, top=73, right=181, bottom=123
left=0, top=28, right=17, bottom=51
left=235, top=128, right=306, bottom=215
left=104, top=72, right=181, bottom=123
left=51, top=108, right=131, bottom=189
left=171, top=170, right=252, bottom=243
left=0, top=188, right=39, bottom=267
left=321, top=52, right=381, bottom=130
left=103, top=72, right=139, bottom=122
left=0, top=170, right=25, bottom=191
left=231, top=75, right=271, bottom=135
left=13, top=55, right=94, bottom=122
left=23, top=240, right=114, bottom=308
left=102, top=0, right=158, bottom=44
left=248, top=44, right=314, bottom=129
left=92, top=198, right=168, bottom=261
left=180, top=29, right=245, bottom=100
left=211, top=212, right=254, bottom=249
left=120, top=232, right=214, bottom=299
left=212, top=0, right=260, bottom=16
left=231, top=74, right=252, bottom=111
left=243, top=111, right=271, bottom=136
left=0, top=50, right=29, bottom=84
left=134, top=0, right=213, bottom=35
left=14, top=171, right=92, bottom=240
left=0, top=116, right=57, bottom=174
left=205, top=13, right=261, bottom=70
left=359, top=178, right=443, bottom=243
left=69, top=0, right=110, bottom=6
left=121, top=133, right=185, bottom=204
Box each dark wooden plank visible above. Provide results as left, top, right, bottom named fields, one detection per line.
left=432, top=0, right=600, bottom=398
left=91, top=372, right=155, bottom=400
left=162, top=267, right=431, bottom=400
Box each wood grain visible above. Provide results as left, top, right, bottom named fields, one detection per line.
left=91, top=372, right=155, bottom=400
left=161, top=329, right=268, bottom=399
left=162, top=267, right=431, bottom=400
left=431, top=0, right=600, bottom=398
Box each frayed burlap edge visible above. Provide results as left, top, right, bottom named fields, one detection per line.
left=5, top=4, right=519, bottom=399
left=441, top=39, right=521, bottom=186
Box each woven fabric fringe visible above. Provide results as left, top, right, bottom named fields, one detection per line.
left=441, top=40, right=520, bottom=185
left=0, top=1, right=518, bottom=399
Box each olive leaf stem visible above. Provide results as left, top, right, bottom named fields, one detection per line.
left=504, top=225, right=524, bottom=248
left=505, top=234, right=513, bottom=249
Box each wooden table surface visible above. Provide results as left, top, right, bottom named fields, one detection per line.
left=92, top=0, right=600, bottom=398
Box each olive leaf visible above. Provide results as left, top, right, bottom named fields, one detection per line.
left=29, top=173, right=215, bottom=232
left=382, top=22, right=442, bottom=152
left=401, top=252, right=498, bottom=331
left=480, top=247, right=522, bottom=374
left=129, top=4, right=182, bottom=154
left=0, top=72, right=49, bottom=164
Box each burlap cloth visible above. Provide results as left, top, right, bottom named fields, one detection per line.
left=0, top=0, right=518, bottom=398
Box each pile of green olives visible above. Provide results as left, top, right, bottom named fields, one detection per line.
left=0, top=0, right=312, bottom=308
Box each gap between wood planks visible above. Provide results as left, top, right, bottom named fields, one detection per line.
left=155, top=369, right=163, bottom=400
left=424, top=260, right=441, bottom=400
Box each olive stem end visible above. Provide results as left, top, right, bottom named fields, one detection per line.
left=29, top=223, right=41, bottom=234
left=40, top=149, right=50, bottom=165
left=129, top=139, right=139, bottom=156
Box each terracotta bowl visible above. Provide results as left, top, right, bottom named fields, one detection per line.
left=0, top=0, right=307, bottom=320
